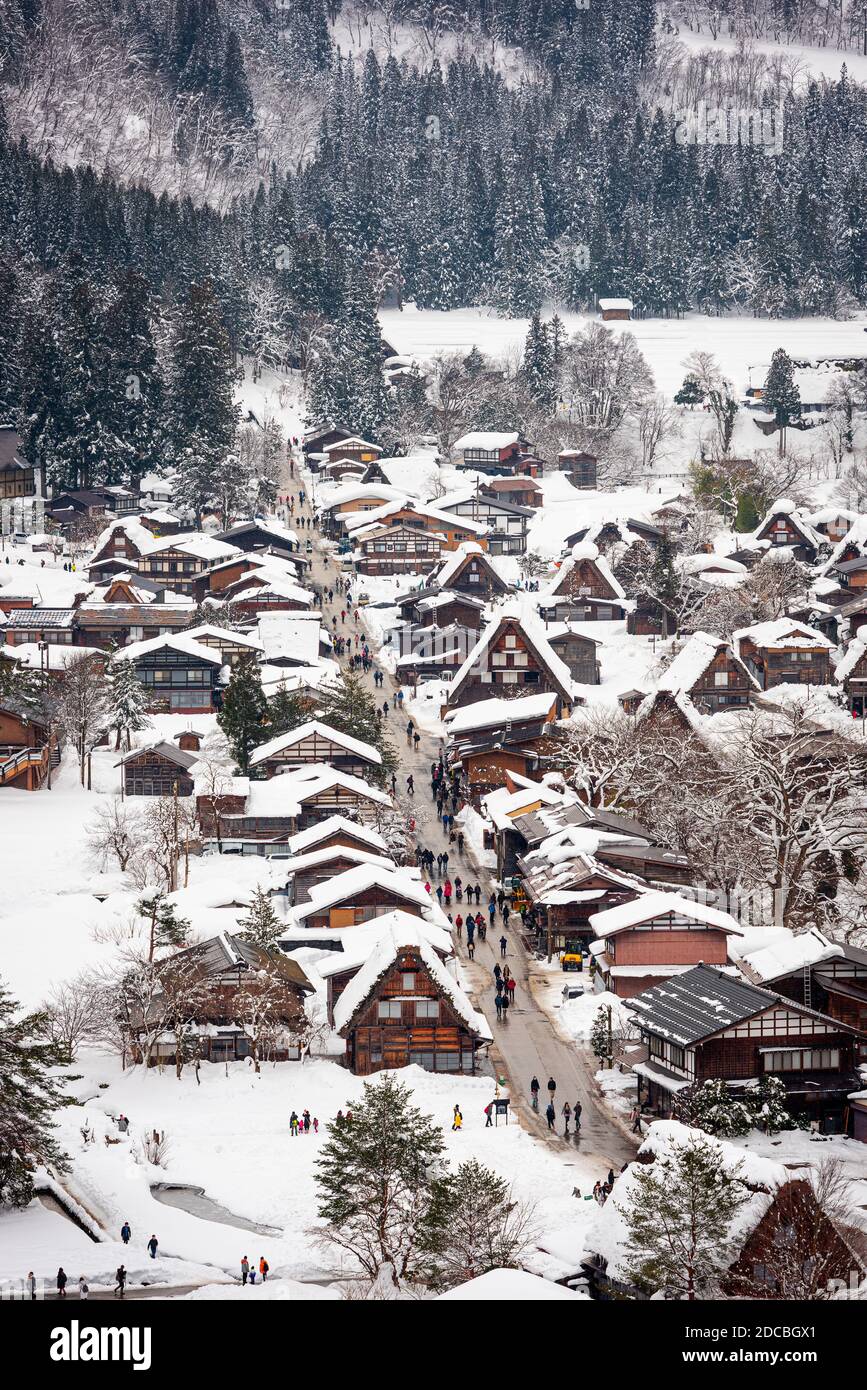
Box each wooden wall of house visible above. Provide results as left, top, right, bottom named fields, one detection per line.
left=344, top=952, right=480, bottom=1076
left=696, top=1029, right=857, bottom=1083
left=611, top=926, right=729, bottom=967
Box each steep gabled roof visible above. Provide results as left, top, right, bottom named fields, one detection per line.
left=434, top=541, right=511, bottom=591
left=287, top=815, right=388, bottom=855
left=332, top=924, right=491, bottom=1040
left=448, top=604, right=575, bottom=706
left=541, top=540, right=625, bottom=602
left=753, top=498, right=821, bottom=550
left=835, top=637, right=867, bottom=682
left=248, top=719, right=382, bottom=769
left=293, top=864, right=432, bottom=921
left=734, top=617, right=833, bottom=654
left=590, top=890, right=743, bottom=939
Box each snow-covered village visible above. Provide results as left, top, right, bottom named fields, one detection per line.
left=1, top=0, right=867, bottom=1356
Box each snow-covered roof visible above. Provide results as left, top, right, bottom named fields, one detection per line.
left=146, top=533, right=240, bottom=562
left=434, top=541, right=496, bottom=589
left=598, top=297, right=633, bottom=310
left=312, top=912, right=452, bottom=979
left=244, top=766, right=390, bottom=817
left=753, top=499, right=820, bottom=548
left=183, top=624, right=264, bottom=651
left=293, top=864, right=431, bottom=921
left=87, top=515, right=157, bottom=562
left=437, top=1270, right=586, bottom=1302
left=332, top=921, right=492, bottom=1041
left=656, top=632, right=746, bottom=695
left=114, top=632, right=223, bottom=665
left=835, top=637, right=867, bottom=682
left=739, top=927, right=842, bottom=983
left=318, top=483, right=409, bottom=512
left=287, top=816, right=388, bottom=855
left=590, top=890, right=743, bottom=938
left=453, top=431, right=519, bottom=451
left=248, top=720, right=382, bottom=769
left=444, top=691, right=557, bottom=733
left=734, top=617, right=833, bottom=652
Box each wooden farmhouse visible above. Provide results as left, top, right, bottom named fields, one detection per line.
left=332, top=925, right=491, bottom=1075
left=557, top=450, right=598, bottom=489
left=322, top=435, right=383, bottom=468
left=517, top=852, right=646, bottom=956
left=180, top=624, right=264, bottom=669
left=119, top=634, right=223, bottom=713
left=200, top=767, right=391, bottom=843
left=436, top=489, right=531, bottom=556
left=453, top=430, right=522, bottom=475
left=566, top=517, right=664, bottom=552
left=349, top=499, right=488, bottom=565
left=830, top=555, right=867, bottom=597
left=628, top=963, right=866, bottom=1130
left=394, top=621, right=477, bottom=683
left=588, top=891, right=743, bottom=999
left=247, top=720, right=382, bottom=781
left=431, top=542, right=513, bottom=600
left=303, top=423, right=354, bottom=459
left=353, top=522, right=443, bottom=576
left=537, top=542, right=627, bottom=622
left=446, top=609, right=575, bottom=714
left=282, top=845, right=398, bottom=910
left=116, top=740, right=198, bottom=797
left=482, top=476, right=543, bottom=509
left=138, top=509, right=186, bottom=537
left=0, top=425, right=42, bottom=499
left=753, top=501, right=820, bottom=563
left=75, top=577, right=194, bottom=649
left=734, top=618, right=833, bottom=689
left=644, top=630, right=758, bottom=718
left=318, top=484, right=409, bottom=539
left=137, top=535, right=240, bottom=595
left=3, top=605, right=77, bottom=646
left=739, top=928, right=867, bottom=1046
left=292, top=865, right=437, bottom=931
left=836, top=637, right=867, bottom=716
left=444, top=691, right=560, bottom=798
left=808, top=507, right=859, bottom=544
left=220, top=570, right=314, bottom=619
left=322, top=455, right=366, bottom=483
left=85, top=518, right=154, bottom=578
left=598, top=297, right=633, bottom=321
left=135, top=934, right=313, bottom=1067
left=394, top=585, right=486, bottom=634
left=627, top=595, right=678, bottom=639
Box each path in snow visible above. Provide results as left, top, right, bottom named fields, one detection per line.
left=298, top=477, right=636, bottom=1177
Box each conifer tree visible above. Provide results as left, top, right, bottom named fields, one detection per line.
left=316, top=670, right=396, bottom=783
left=217, top=654, right=268, bottom=772
left=421, top=1158, right=534, bottom=1290
left=674, top=374, right=704, bottom=408
left=522, top=311, right=555, bottom=407
left=763, top=348, right=801, bottom=456
left=237, top=886, right=282, bottom=951
left=0, top=977, right=71, bottom=1207
left=622, top=1133, right=750, bottom=1299
left=137, top=895, right=191, bottom=962
left=108, top=658, right=150, bottom=751
left=267, top=681, right=311, bottom=738
left=168, top=280, right=239, bottom=460
left=314, top=1074, right=446, bottom=1290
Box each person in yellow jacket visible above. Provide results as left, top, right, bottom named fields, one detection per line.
left=452, top=1105, right=463, bottom=1131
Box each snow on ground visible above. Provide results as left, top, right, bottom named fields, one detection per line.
left=0, top=1054, right=606, bottom=1290
left=379, top=304, right=867, bottom=399
left=671, top=26, right=867, bottom=87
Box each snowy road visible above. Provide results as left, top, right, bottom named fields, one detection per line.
left=299, top=476, right=636, bottom=1178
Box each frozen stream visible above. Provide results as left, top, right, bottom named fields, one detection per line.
left=150, top=1184, right=283, bottom=1237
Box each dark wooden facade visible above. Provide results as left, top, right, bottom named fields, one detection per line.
left=447, top=615, right=573, bottom=714
left=337, top=945, right=485, bottom=1076
left=119, top=744, right=197, bottom=797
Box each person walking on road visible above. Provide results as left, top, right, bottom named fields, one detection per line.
left=545, top=1102, right=556, bottom=1132
left=406, top=774, right=414, bottom=795
left=499, top=935, right=507, bottom=958
left=562, top=1101, right=572, bottom=1135
left=574, top=1101, right=582, bottom=1130
left=241, top=1256, right=249, bottom=1285
left=494, top=992, right=503, bottom=1020
left=120, top=1221, right=131, bottom=1245
left=530, top=1076, right=540, bottom=1109
left=147, top=1234, right=158, bottom=1259
left=114, top=1266, right=126, bottom=1298
left=78, top=1276, right=89, bottom=1301
left=630, top=1104, right=643, bottom=1135
left=500, top=991, right=510, bottom=1021
left=507, top=976, right=516, bottom=1002
left=259, top=1256, right=269, bottom=1282
left=547, top=1077, right=557, bottom=1103
left=56, top=1267, right=67, bottom=1298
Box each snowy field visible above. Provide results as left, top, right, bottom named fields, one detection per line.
left=380, top=304, right=867, bottom=398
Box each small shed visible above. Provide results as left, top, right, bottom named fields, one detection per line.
left=598, top=298, right=634, bottom=322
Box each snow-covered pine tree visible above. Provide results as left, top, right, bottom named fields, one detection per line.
left=763, top=348, right=802, bottom=456
left=108, top=658, right=149, bottom=751
left=167, top=280, right=240, bottom=461
left=314, top=1074, right=446, bottom=1291
left=0, top=977, right=71, bottom=1207
left=622, top=1132, right=750, bottom=1300
left=267, top=680, right=311, bottom=738
left=420, top=1157, right=534, bottom=1290
left=237, top=886, right=283, bottom=951
left=674, top=1078, right=753, bottom=1138
left=217, top=654, right=268, bottom=773
left=137, top=894, right=191, bottom=962
left=522, top=311, right=555, bottom=407
left=316, top=670, right=397, bottom=784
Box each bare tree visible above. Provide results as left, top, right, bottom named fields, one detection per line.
left=636, top=393, right=679, bottom=471
left=42, top=976, right=100, bottom=1061
left=559, top=324, right=654, bottom=434
left=87, top=798, right=144, bottom=874
left=56, top=653, right=111, bottom=785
